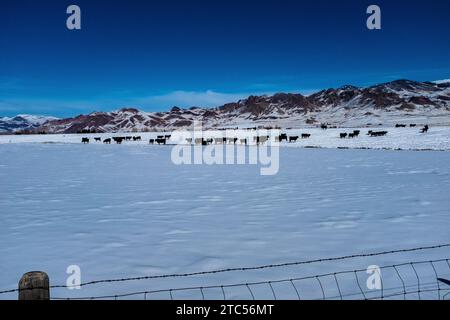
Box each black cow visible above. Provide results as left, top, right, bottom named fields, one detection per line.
left=410, top=124, right=417, bottom=127
left=149, top=139, right=155, bottom=144
left=279, top=133, right=288, bottom=142
left=421, top=125, right=429, bottom=133
left=370, top=131, right=388, bottom=137
left=301, top=134, right=311, bottom=139
left=353, top=130, right=361, bottom=137
left=155, top=138, right=166, bottom=145
left=133, top=136, right=142, bottom=141
left=94, top=137, right=101, bottom=142
left=340, top=133, right=348, bottom=139
left=103, top=138, right=111, bottom=144
left=289, top=136, right=299, bottom=143
left=113, top=137, right=125, bottom=144
left=126, top=136, right=132, bottom=141
left=81, top=138, right=89, bottom=144
left=321, top=124, right=328, bottom=130
left=194, top=138, right=212, bottom=145
left=395, top=124, right=407, bottom=128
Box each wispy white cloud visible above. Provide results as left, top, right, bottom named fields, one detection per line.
left=135, top=90, right=273, bottom=109
left=0, top=88, right=320, bottom=117
left=133, top=88, right=321, bottom=109
left=0, top=91, right=258, bottom=117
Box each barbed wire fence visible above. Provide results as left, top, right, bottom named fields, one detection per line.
left=51, top=259, right=450, bottom=300
left=1, top=243, right=450, bottom=300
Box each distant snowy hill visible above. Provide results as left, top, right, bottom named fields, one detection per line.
left=434, top=79, right=450, bottom=84
left=4, top=79, right=450, bottom=134
left=0, top=115, right=58, bottom=133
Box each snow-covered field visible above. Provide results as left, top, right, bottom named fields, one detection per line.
left=0, top=143, right=449, bottom=300
left=1, top=126, right=450, bottom=151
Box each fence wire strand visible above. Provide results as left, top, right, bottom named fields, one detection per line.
left=290, top=280, right=301, bottom=300
left=393, top=265, right=406, bottom=300
left=334, top=273, right=343, bottom=300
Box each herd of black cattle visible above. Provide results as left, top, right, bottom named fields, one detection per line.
left=81, top=124, right=430, bottom=145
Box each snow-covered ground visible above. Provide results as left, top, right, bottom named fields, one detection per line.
left=1, top=126, right=450, bottom=151
left=0, top=144, right=449, bottom=299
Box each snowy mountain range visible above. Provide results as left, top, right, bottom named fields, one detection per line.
left=0, top=115, right=58, bottom=133
left=2, top=79, right=450, bottom=134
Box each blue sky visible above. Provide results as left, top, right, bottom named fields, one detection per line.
left=1, top=0, right=450, bottom=117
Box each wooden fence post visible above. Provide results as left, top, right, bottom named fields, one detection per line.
left=18, top=271, right=50, bottom=300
